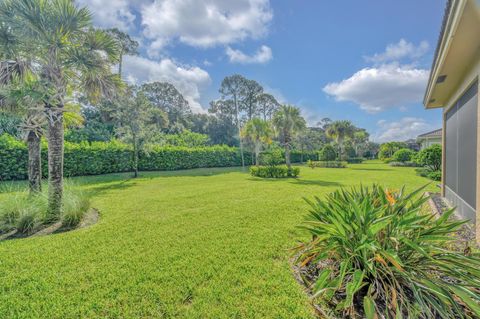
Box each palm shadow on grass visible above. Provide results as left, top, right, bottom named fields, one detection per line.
left=289, top=179, right=342, bottom=187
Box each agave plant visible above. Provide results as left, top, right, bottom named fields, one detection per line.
left=294, top=184, right=480, bottom=318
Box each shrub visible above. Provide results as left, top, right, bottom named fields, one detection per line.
left=389, top=161, right=419, bottom=167
left=0, top=185, right=90, bottom=234
left=62, top=190, right=90, bottom=227
left=427, top=170, right=442, bottom=181
left=295, top=184, right=480, bottom=318
left=415, top=144, right=442, bottom=171
left=318, top=144, right=337, bottom=161
left=259, top=148, right=284, bottom=166
left=250, top=165, right=299, bottom=178
left=392, top=148, right=415, bottom=162
left=346, top=157, right=364, bottom=164
left=378, top=142, right=408, bottom=160
left=308, top=160, right=347, bottom=168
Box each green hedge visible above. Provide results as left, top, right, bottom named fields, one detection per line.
left=250, top=165, right=300, bottom=178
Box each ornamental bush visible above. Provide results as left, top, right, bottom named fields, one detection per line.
left=318, top=144, right=337, bottom=161
left=415, top=144, right=442, bottom=171
left=346, top=157, right=364, bottom=164
left=250, top=165, right=299, bottom=178
left=307, top=160, right=347, bottom=168
left=392, top=148, right=415, bottom=162
left=295, top=184, right=480, bottom=318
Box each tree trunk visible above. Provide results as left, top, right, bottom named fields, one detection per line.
left=255, top=143, right=260, bottom=166
left=46, top=109, right=64, bottom=221
left=234, top=95, right=245, bottom=168
left=27, top=130, right=42, bottom=194
left=285, top=146, right=291, bottom=169
left=133, top=137, right=138, bottom=178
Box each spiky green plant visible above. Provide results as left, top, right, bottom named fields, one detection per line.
left=295, top=184, right=480, bottom=318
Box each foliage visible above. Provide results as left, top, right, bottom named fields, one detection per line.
left=293, top=128, right=327, bottom=155
left=257, top=93, right=279, bottom=120
left=318, top=144, right=337, bottom=161
left=415, top=144, right=442, bottom=171
left=272, top=105, right=307, bottom=168
left=141, top=82, right=191, bottom=132
left=416, top=168, right=442, bottom=181
left=152, top=130, right=210, bottom=148
left=0, top=112, right=21, bottom=138
left=295, top=184, right=480, bottom=318
left=346, top=157, right=364, bottom=164
left=249, top=165, right=300, bottom=178
left=0, top=186, right=89, bottom=233
left=259, top=147, right=284, bottom=166
left=325, top=120, right=355, bottom=159
left=307, top=160, right=347, bottom=168
left=378, top=142, right=408, bottom=160
left=241, top=118, right=272, bottom=165
left=392, top=148, right=416, bottom=162
left=65, top=107, right=115, bottom=143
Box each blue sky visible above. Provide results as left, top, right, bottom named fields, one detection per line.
left=77, top=0, right=445, bottom=142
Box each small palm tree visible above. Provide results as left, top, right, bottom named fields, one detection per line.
left=325, top=120, right=355, bottom=160
left=0, top=0, right=120, bottom=220
left=241, top=118, right=272, bottom=166
left=272, top=105, right=306, bottom=169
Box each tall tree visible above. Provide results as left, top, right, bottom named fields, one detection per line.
left=241, top=79, right=263, bottom=120
left=352, top=129, right=369, bottom=157
left=140, top=82, right=191, bottom=131
left=325, top=120, right=355, bottom=160
left=219, top=74, right=247, bottom=167
left=272, top=105, right=306, bottom=169
left=113, top=88, right=167, bottom=178
left=257, top=93, right=279, bottom=121
left=241, top=118, right=272, bottom=166
left=0, top=0, right=120, bottom=220
left=107, top=28, right=138, bottom=77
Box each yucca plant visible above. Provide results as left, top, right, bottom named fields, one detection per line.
left=294, top=184, right=480, bottom=318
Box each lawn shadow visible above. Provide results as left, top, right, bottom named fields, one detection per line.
left=84, top=179, right=138, bottom=197
left=290, top=179, right=343, bottom=187
left=350, top=167, right=393, bottom=172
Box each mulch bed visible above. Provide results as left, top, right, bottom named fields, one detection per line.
left=0, top=208, right=99, bottom=241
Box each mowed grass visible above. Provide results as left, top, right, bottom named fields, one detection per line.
left=0, top=161, right=436, bottom=318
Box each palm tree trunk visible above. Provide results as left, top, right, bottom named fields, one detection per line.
left=255, top=143, right=260, bottom=166
left=27, top=130, right=42, bottom=194
left=46, top=109, right=64, bottom=221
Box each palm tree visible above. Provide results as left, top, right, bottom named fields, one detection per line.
left=0, top=0, right=120, bottom=220
left=241, top=118, right=272, bottom=166
left=272, top=105, right=306, bottom=169
left=0, top=61, right=45, bottom=193
left=325, top=120, right=355, bottom=160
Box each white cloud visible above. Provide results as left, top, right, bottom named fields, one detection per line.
left=373, top=117, right=433, bottom=142
left=122, top=56, right=211, bottom=113
left=141, top=0, right=272, bottom=54
left=364, top=39, right=429, bottom=64
left=323, top=64, right=429, bottom=113
left=76, top=0, right=140, bottom=30
left=226, top=45, right=272, bottom=64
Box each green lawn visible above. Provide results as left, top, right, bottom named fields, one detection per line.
left=0, top=161, right=436, bottom=318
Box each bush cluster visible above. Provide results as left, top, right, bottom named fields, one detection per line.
left=318, top=144, right=337, bottom=161
left=307, top=160, right=347, bottom=168
left=392, top=148, right=415, bottom=162
left=0, top=187, right=90, bottom=235
left=249, top=165, right=300, bottom=178
left=346, top=157, right=364, bottom=164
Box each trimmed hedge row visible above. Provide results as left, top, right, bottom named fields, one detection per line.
left=0, top=135, right=313, bottom=180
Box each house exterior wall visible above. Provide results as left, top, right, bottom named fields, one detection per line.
left=442, top=56, right=480, bottom=227
left=419, top=137, right=442, bottom=150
